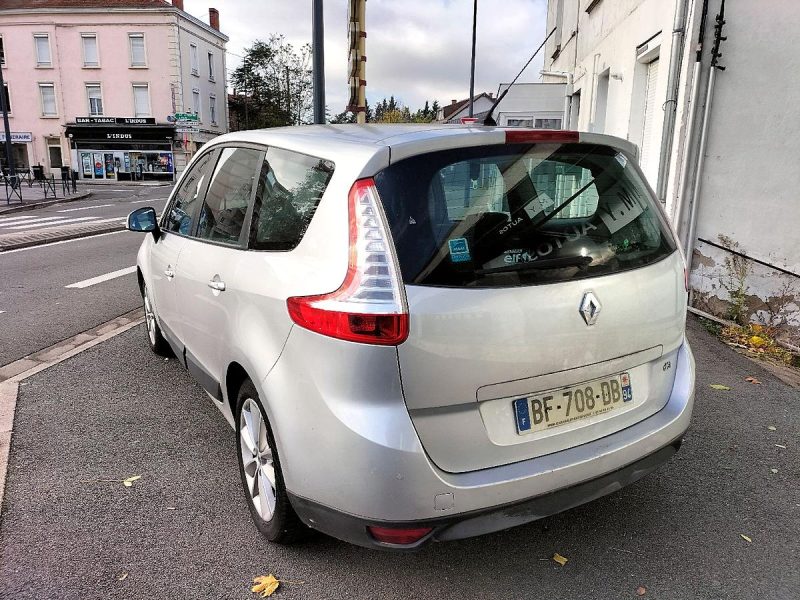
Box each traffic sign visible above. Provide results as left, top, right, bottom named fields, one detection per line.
left=175, top=127, right=199, bottom=134
left=173, top=112, right=199, bottom=122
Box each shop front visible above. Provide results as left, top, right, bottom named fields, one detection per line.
left=65, top=118, right=175, bottom=182
left=0, top=132, right=33, bottom=173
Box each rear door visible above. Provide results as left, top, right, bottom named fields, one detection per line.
left=374, top=140, right=686, bottom=473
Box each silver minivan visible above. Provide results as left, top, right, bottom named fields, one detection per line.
left=128, top=125, right=695, bottom=549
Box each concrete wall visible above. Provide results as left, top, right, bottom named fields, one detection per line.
left=686, top=0, right=800, bottom=340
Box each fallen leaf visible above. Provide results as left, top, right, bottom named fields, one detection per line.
left=740, top=534, right=752, bottom=543
left=710, top=384, right=731, bottom=390
left=122, top=475, right=142, bottom=488
left=744, top=376, right=762, bottom=384
left=552, top=552, right=568, bottom=566
left=117, top=572, right=128, bottom=581
left=768, top=426, right=777, bottom=431
left=770, top=468, right=778, bottom=474
left=636, top=586, right=647, bottom=596
left=252, top=574, right=280, bottom=597
left=749, top=335, right=766, bottom=348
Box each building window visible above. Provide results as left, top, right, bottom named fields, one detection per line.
left=0, top=36, right=5, bottom=66
left=190, top=43, right=199, bottom=75
left=209, top=95, right=216, bottom=124
left=34, top=34, right=52, bottom=67
left=535, top=118, right=562, bottom=129
left=207, top=52, right=214, bottom=80
left=86, top=84, right=103, bottom=116
left=82, top=34, right=99, bottom=67
left=1, top=84, right=10, bottom=113
left=129, top=33, right=146, bottom=67
left=39, top=83, right=57, bottom=116
left=192, top=89, right=201, bottom=120
left=507, top=118, right=533, bottom=127
left=132, top=83, right=150, bottom=116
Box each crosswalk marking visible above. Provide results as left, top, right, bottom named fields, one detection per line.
left=0, top=216, right=70, bottom=228
left=57, top=204, right=114, bottom=213
left=0, top=214, right=37, bottom=221
left=6, top=216, right=102, bottom=230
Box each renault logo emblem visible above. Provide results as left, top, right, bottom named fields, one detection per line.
left=579, top=292, right=601, bottom=326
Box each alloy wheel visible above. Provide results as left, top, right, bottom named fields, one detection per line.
left=239, top=398, right=277, bottom=521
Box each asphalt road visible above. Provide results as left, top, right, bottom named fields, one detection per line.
left=0, top=187, right=171, bottom=365
left=0, top=318, right=797, bottom=599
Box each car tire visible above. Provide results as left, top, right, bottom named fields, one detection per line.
left=141, top=282, right=172, bottom=357
left=235, top=379, right=308, bottom=544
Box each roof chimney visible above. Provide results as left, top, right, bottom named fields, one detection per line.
left=172, top=0, right=183, bottom=10
left=209, top=7, right=220, bottom=31
left=451, top=99, right=457, bottom=105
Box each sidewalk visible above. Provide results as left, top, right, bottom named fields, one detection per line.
left=0, top=183, right=92, bottom=216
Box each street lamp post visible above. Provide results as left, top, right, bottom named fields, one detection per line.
left=312, top=0, right=326, bottom=124
left=468, top=0, right=477, bottom=118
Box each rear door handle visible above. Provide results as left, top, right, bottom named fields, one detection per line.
left=207, top=279, right=226, bottom=292
left=164, top=266, right=174, bottom=279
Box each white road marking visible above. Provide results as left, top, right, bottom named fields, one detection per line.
left=0, top=215, right=42, bottom=225
left=57, top=204, right=114, bottom=213
left=0, top=216, right=71, bottom=228
left=0, top=311, right=5, bottom=314
left=7, top=216, right=101, bottom=230
left=130, top=197, right=168, bottom=203
left=0, top=230, right=126, bottom=256
left=65, top=265, right=137, bottom=289
left=0, top=214, right=37, bottom=223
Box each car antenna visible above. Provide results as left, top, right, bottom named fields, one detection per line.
left=483, top=27, right=557, bottom=126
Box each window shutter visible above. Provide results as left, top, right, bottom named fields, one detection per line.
left=83, top=36, right=98, bottom=66
left=130, top=35, right=145, bottom=66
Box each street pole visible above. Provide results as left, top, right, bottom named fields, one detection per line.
left=312, top=0, right=325, bottom=124
left=0, top=59, right=15, bottom=182
left=468, top=0, right=477, bottom=117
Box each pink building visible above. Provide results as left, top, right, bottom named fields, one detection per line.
left=0, top=0, right=228, bottom=181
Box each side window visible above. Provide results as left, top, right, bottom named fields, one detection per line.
left=195, top=147, right=263, bottom=245
left=164, top=151, right=216, bottom=235
left=249, top=147, right=335, bottom=251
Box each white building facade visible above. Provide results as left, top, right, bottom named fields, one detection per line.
left=543, top=0, right=800, bottom=342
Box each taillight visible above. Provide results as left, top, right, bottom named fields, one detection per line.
left=505, top=129, right=579, bottom=144
left=286, top=178, right=409, bottom=345
left=367, top=525, right=433, bottom=545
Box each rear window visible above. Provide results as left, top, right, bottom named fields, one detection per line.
left=374, top=143, right=677, bottom=288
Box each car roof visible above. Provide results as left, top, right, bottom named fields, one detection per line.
left=205, top=125, right=639, bottom=164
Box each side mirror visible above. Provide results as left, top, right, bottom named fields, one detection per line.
left=126, top=207, right=160, bottom=239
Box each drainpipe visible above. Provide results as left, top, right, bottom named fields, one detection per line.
left=655, top=0, right=691, bottom=205
left=540, top=70, right=573, bottom=129
left=683, top=0, right=726, bottom=265
left=672, top=0, right=708, bottom=228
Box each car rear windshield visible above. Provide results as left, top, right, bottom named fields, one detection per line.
left=373, top=142, right=677, bottom=288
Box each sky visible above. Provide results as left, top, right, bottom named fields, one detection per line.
left=183, top=0, right=548, bottom=113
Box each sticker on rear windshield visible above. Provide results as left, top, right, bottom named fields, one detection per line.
left=448, top=237, right=471, bottom=263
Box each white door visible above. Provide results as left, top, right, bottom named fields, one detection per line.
left=639, top=58, right=660, bottom=185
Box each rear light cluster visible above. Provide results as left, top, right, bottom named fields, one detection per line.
left=505, top=129, right=579, bottom=144
left=287, top=178, right=409, bottom=345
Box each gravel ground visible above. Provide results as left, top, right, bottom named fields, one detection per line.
left=1, top=317, right=798, bottom=600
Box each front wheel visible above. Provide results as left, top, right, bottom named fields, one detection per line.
left=235, top=379, right=308, bottom=544
left=141, top=282, right=171, bottom=357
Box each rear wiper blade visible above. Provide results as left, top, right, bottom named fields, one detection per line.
left=475, top=255, right=592, bottom=275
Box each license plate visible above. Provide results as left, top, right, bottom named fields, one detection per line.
left=513, top=372, right=633, bottom=435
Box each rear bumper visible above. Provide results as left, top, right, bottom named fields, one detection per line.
left=289, top=437, right=682, bottom=550
left=265, top=327, right=695, bottom=548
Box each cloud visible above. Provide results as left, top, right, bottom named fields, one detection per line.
left=183, top=0, right=547, bottom=112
